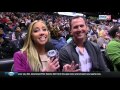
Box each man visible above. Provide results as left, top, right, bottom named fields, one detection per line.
left=106, top=25, right=120, bottom=71
left=59, top=16, right=109, bottom=72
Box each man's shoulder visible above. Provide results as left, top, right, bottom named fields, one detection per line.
left=60, top=42, right=72, bottom=50
left=59, top=43, right=73, bottom=55
left=110, top=40, right=120, bottom=44
left=107, top=40, right=120, bottom=49
left=89, top=41, right=99, bottom=47
left=86, top=40, right=100, bottom=52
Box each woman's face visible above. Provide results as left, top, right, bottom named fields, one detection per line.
left=31, top=21, right=49, bottom=46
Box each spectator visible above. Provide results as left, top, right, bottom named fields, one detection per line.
left=106, top=25, right=120, bottom=71
left=50, top=27, right=67, bottom=51
left=59, top=16, right=109, bottom=72
left=15, top=26, right=22, bottom=40
left=97, top=30, right=110, bottom=49
left=0, top=28, right=4, bottom=44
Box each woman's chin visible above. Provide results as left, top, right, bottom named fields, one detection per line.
left=38, top=41, right=47, bottom=45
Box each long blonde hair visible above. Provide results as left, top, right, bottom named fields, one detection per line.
left=21, top=20, right=50, bottom=72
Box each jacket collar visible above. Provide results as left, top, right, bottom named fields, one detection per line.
left=69, top=39, right=99, bottom=70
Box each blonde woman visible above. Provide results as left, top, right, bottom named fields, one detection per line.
left=13, top=20, right=60, bottom=72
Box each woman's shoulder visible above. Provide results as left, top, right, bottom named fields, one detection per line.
left=14, top=51, right=23, bottom=55
left=14, top=51, right=27, bottom=59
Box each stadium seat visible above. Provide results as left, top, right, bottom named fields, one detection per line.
left=0, top=59, right=14, bottom=72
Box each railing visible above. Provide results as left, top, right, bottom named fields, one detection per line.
left=0, top=58, right=13, bottom=64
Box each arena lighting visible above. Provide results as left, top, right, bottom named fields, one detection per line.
left=112, top=19, right=117, bottom=22
left=117, top=18, right=120, bottom=23
left=55, top=12, right=85, bottom=17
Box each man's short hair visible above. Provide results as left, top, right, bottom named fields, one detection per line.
left=108, top=25, right=120, bottom=38
left=69, top=16, right=87, bottom=30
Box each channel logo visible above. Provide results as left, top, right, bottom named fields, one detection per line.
left=6, top=72, right=15, bottom=76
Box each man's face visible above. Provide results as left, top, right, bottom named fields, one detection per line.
left=71, top=17, right=88, bottom=41
left=117, top=31, right=120, bottom=39
left=117, top=27, right=120, bottom=39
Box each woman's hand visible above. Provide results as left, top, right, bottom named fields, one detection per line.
left=42, top=57, right=60, bottom=72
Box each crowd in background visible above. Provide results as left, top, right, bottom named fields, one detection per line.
left=0, top=12, right=119, bottom=59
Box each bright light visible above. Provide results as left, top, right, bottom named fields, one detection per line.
left=55, top=12, right=84, bottom=17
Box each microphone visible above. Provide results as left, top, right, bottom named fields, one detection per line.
left=47, top=50, right=59, bottom=59
left=47, top=50, right=60, bottom=72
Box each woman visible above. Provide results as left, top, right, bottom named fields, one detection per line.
left=13, top=20, right=60, bottom=72
left=97, top=30, right=110, bottom=49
